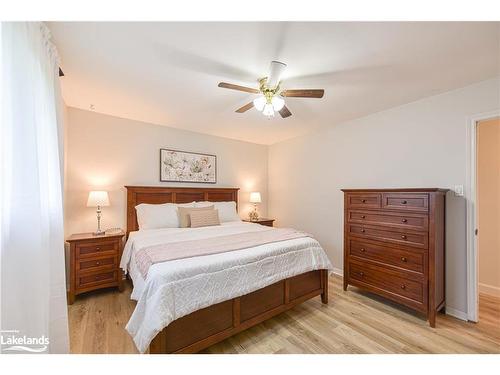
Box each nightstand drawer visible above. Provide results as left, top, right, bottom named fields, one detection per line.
left=78, top=256, right=117, bottom=273
left=76, top=240, right=119, bottom=259
left=77, top=270, right=118, bottom=289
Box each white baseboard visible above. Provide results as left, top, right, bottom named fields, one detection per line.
left=331, top=267, right=343, bottom=277
left=445, top=307, right=468, bottom=321
left=328, top=266, right=469, bottom=321
left=479, top=282, right=500, bottom=297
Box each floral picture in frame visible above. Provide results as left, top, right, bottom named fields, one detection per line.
left=160, top=149, right=217, bottom=183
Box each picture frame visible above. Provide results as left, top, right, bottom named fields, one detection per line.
left=159, top=148, right=217, bottom=183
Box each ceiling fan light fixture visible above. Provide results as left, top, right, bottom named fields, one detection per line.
left=262, top=103, right=274, bottom=117
left=253, top=96, right=266, bottom=111
left=271, top=96, right=285, bottom=111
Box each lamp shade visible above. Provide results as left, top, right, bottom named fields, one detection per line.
left=253, top=96, right=266, bottom=112
left=87, top=191, right=110, bottom=207
left=249, top=192, right=262, bottom=203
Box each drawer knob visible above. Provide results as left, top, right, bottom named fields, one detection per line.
left=361, top=229, right=365, bottom=233
left=360, top=248, right=366, bottom=252
left=401, top=284, right=406, bottom=289
left=401, top=200, right=407, bottom=204
left=401, top=235, right=407, bottom=240
left=401, top=257, right=407, bottom=262
left=359, top=272, right=365, bottom=277
left=401, top=218, right=408, bottom=223
left=96, top=247, right=101, bottom=251
left=96, top=261, right=100, bottom=266
left=361, top=199, right=366, bottom=203
left=361, top=215, right=366, bottom=219
left=95, top=276, right=100, bottom=280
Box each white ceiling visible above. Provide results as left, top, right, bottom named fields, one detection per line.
left=49, top=22, right=500, bottom=145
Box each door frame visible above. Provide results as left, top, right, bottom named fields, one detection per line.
left=465, top=110, right=500, bottom=322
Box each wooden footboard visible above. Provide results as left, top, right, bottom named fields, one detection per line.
left=149, top=269, right=329, bottom=354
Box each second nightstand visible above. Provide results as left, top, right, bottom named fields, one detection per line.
left=243, top=218, right=275, bottom=227
left=66, top=230, right=125, bottom=304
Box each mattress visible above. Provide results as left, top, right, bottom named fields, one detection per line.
left=120, top=221, right=333, bottom=353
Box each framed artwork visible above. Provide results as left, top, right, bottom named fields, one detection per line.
left=160, top=149, right=217, bottom=183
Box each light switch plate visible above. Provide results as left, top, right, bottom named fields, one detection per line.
left=454, top=185, right=464, bottom=197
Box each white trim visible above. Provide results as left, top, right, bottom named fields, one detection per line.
left=445, top=307, right=468, bottom=321
left=331, top=267, right=344, bottom=277
left=465, top=110, right=500, bottom=323
left=479, top=283, right=500, bottom=298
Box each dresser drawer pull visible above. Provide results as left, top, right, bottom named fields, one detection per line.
left=361, top=215, right=366, bottom=219
left=359, top=272, right=365, bottom=277
left=401, top=284, right=406, bottom=290
left=401, top=257, right=407, bottom=262
left=401, top=200, right=407, bottom=204
left=96, top=247, right=101, bottom=251
left=401, top=235, right=407, bottom=240
left=361, top=229, right=365, bottom=233
left=360, top=248, right=366, bottom=252
left=361, top=199, right=366, bottom=203
left=401, top=218, right=408, bottom=223
left=95, top=261, right=100, bottom=266
left=95, top=275, right=100, bottom=281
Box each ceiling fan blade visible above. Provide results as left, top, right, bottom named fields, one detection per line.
left=235, top=102, right=254, bottom=113
left=218, top=82, right=260, bottom=94
left=279, top=105, right=292, bottom=118
left=281, top=89, right=324, bottom=98
left=267, top=61, right=287, bottom=88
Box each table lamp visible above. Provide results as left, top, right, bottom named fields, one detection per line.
left=249, top=192, right=262, bottom=221
left=87, top=191, right=110, bottom=235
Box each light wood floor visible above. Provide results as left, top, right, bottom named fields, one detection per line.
left=68, top=275, right=500, bottom=354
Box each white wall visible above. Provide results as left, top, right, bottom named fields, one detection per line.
left=477, top=117, right=500, bottom=297
left=269, top=78, right=500, bottom=317
left=64, top=108, right=268, bottom=236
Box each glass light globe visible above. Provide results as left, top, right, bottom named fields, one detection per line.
left=271, top=96, right=285, bottom=111
left=253, top=96, right=266, bottom=111
left=262, top=103, right=274, bottom=117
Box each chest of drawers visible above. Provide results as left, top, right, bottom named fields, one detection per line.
left=66, top=231, right=125, bottom=304
left=342, top=188, right=447, bottom=327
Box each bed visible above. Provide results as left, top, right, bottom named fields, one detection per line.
left=121, top=186, right=332, bottom=354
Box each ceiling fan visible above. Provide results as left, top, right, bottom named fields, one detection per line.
left=218, top=61, right=325, bottom=119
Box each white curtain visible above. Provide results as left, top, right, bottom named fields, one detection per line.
left=0, top=22, right=69, bottom=353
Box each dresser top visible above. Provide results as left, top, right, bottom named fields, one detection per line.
left=67, top=230, right=125, bottom=242
left=341, top=188, right=449, bottom=193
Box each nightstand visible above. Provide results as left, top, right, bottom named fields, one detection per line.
left=243, top=218, right=275, bottom=227
left=66, top=230, right=125, bottom=304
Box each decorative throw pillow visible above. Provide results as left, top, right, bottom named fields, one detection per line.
left=190, top=209, right=220, bottom=228
left=195, top=201, right=241, bottom=222
left=177, top=205, right=214, bottom=228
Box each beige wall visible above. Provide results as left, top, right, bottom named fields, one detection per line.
left=477, top=117, right=500, bottom=297
left=64, top=108, right=268, bottom=237
left=269, top=78, right=500, bottom=318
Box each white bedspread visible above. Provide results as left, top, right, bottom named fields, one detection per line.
left=120, top=221, right=333, bottom=353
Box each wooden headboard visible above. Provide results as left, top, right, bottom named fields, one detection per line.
left=125, top=186, right=239, bottom=236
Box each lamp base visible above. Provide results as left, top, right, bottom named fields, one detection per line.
left=93, top=230, right=105, bottom=236
left=248, top=208, right=259, bottom=221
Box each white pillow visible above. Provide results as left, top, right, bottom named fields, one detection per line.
left=195, top=201, right=241, bottom=222
left=135, top=201, right=195, bottom=230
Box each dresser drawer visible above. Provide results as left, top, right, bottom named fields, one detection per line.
left=346, top=193, right=381, bottom=209
left=349, top=262, right=424, bottom=305
left=382, top=193, right=429, bottom=212
left=349, top=239, right=425, bottom=273
left=349, top=224, right=428, bottom=249
left=76, top=271, right=118, bottom=289
left=76, top=240, right=119, bottom=259
left=348, top=210, right=428, bottom=231
left=77, top=256, right=116, bottom=273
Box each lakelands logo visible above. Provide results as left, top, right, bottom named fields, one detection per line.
left=0, top=330, right=49, bottom=353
